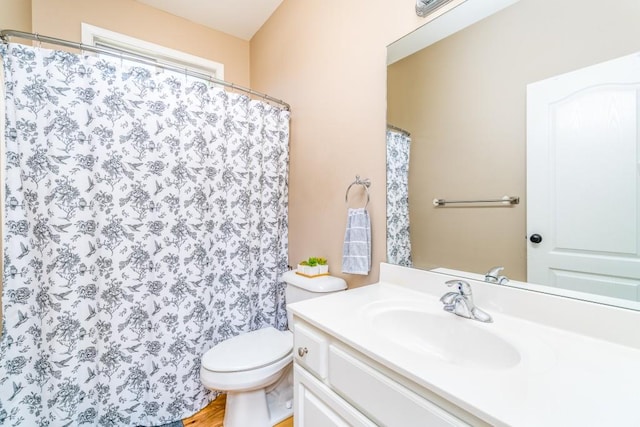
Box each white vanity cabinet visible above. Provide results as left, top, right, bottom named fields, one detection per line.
left=293, top=318, right=485, bottom=427
left=289, top=264, right=640, bottom=426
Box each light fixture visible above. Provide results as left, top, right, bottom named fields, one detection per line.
left=415, top=0, right=456, bottom=17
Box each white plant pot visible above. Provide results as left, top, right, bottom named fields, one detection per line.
left=296, top=264, right=329, bottom=277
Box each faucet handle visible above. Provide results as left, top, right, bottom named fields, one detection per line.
left=485, top=266, right=504, bottom=282
left=445, top=279, right=472, bottom=296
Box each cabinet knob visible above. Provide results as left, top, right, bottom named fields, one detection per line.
left=297, top=347, right=308, bottom=357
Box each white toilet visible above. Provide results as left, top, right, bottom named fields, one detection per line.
left=200, top=271, right=347, bottom=427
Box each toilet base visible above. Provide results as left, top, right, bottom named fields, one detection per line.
left=265, top=365, right=294, bottom=425
left=225, top=389, right=270, bottom=427
left=222, top=366, right=294, bottom=427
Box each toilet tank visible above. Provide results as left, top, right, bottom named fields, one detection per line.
left=282, top=271, right=347, bottom=328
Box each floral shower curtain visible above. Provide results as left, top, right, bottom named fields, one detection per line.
left=0, top=43, right=289, bottom=426
left=386, top=130, right=412, bottom=267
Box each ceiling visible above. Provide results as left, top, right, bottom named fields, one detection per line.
left=136, top=0, right=284, bottom=41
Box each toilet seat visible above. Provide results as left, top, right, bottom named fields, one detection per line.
left=202, top=327, right=293, bottom=372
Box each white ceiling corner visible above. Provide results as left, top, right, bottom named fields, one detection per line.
left=136, top=0, right=284, bottom=41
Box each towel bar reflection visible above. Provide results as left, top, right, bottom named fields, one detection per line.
left=345, top=175, right=371, bottom=208
left=433, top=196, right=520, bottom=207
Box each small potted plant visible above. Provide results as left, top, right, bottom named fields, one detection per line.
left=296, top=257, right=329, bottom=277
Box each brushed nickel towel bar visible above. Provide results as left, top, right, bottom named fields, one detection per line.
left=0, top=29, right=291, bottom=110
left=433, top=196, right=520, bottom=207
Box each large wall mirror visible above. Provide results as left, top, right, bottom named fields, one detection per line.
left=386, top=0, right=640, bottom=310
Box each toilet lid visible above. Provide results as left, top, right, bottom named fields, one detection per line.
left=201, top=327, right=293, bottom=372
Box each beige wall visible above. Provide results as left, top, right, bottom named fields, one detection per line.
left=0, top=0, right=32, bottom=32
left=250, top=0, right=426, bottom=288
left=30, top=0, right=250, bottom=87
left=388, top=0, right=640, bottom=280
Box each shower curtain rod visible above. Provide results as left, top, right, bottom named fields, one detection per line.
left=387, top=124, right=410, bottom=136
left=0, top=29, right=291, bottom=111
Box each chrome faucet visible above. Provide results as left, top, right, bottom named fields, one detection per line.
left=440, top=279, right=492, bottom=323
left=484, top=266, right=509, bottom=285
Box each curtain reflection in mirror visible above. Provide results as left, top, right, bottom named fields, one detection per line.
left=386, top=129, right=412, bottom=267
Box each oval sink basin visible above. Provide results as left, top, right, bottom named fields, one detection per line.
left=363, top=302, right=521, bottom=370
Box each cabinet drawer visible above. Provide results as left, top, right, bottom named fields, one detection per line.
left=328, top=345, right=470, bottom=427
left=294, top=365, right=376, bottom=427
left=294, top=322, right=328, bottom=379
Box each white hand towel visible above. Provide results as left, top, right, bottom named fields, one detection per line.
left=342, top=208, right=371, bottom=275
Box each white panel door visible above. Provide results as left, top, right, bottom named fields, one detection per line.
left=527, top=52, right=640, bottom=302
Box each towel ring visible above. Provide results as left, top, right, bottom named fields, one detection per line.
left=345, top=175, right=371, bottom=209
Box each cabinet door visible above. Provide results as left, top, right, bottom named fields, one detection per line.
left=294, top=365, right=376, bottom=427
left=297, top=383, right=349, bottom=427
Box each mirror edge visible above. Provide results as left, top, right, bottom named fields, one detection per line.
left=387, top=0, right=520, bottom=65
left=385, top=0, right=640, bottom=312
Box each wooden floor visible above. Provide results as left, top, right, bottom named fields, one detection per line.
left=182, top=394, right=293, bottom=427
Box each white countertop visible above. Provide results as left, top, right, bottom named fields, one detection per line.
left=288, top=264, right=640, bottom=427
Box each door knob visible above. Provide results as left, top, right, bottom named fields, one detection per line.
left=297, top=347, right=308, bottom=357
left=529, top=234, right=543, bottom=244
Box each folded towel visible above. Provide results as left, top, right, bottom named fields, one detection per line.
left=342, top=208, right=371, bottom=275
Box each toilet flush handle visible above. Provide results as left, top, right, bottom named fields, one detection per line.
left=297, top=347, right=308, bottom=357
